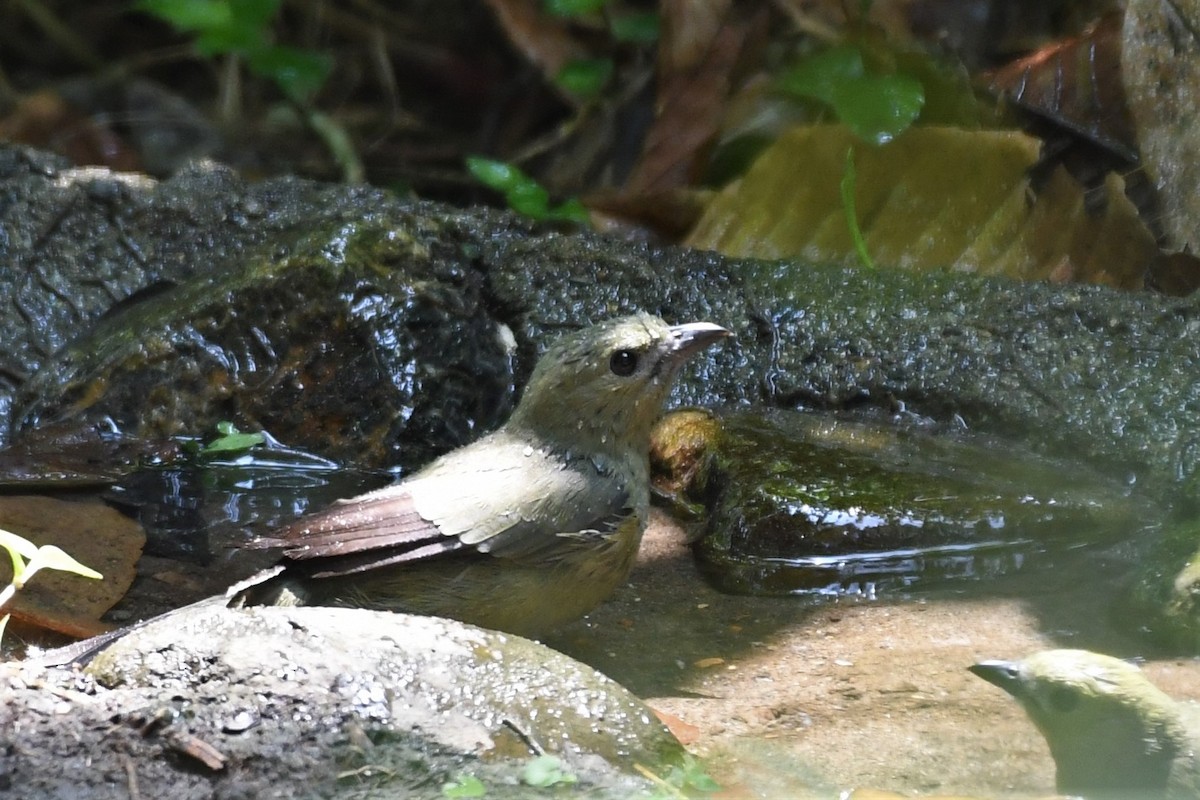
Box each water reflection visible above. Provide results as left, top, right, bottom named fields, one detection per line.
left=105, top=440, right=391, bottom=565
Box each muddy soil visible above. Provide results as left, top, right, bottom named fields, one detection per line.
left=549, top=510, right=1200, bottom=798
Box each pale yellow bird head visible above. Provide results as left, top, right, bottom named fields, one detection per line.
left=971, top=649, right=1189, bottom=796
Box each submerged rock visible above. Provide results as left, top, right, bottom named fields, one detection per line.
left=653, top=409, right=1151, bottom=596
left=1125, top=517, right=1200, bottom=652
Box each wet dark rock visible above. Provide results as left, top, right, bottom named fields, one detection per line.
left=653, top=409, right=1151, bottom=596
left=1, top=143, right=1199, bottom=643
left=13, top=221, right=516, bottom=470
left=2, top=145, right=1199, bottom=495
left=4, top=605, right=679, bottom=799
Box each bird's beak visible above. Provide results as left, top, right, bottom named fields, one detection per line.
left=969, top=660, right=1022, bottom=693
left=667, top=321, right=731, bottom=359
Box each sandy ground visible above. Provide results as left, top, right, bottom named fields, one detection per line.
left=548, top=510, right=1200, bottom=799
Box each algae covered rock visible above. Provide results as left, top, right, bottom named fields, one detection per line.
left=653, top=409, right=1149, bottom=596
left=13, top=222, right=517, bottom=472
left=1125, top=517, right=1200, bottom=652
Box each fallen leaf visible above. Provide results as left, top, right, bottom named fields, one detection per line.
left=686, top=124, right=1156, bottom=288
left=647, top=706, right=701, bottom=745
left=985, top=12, right=1135, bottom=159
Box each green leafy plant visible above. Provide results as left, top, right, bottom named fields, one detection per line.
left=608, top=11, right=660, bottom=43
left=0, top=528, right=103, bottom=644
left=136, top=0, right=362, bottom=180
left=555, top=58, right=614, bottom=97
left=466, top=157, right=589, bottom=225
left=635, top=753, right=721, bottom=798
left=441, top=773, right=487, bottom=798
left=137, top=0, right=331, bottom=103
left=776, top=43, right=924, bottom=145
left=543, top=0, right=607, bottom=16
left=542, top=0, right=660, bottom=97
left=840, top=146, right=875, bottom=269
left=521, top=755, right=577, bottom=788
left=199, top=421, right=267, bottom=456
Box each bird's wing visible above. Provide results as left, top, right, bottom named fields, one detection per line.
left=257, top=431, right=633, bottom=577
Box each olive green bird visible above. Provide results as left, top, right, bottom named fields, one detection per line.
left=232, top=313, right=729, bottom=638
left=970, top=649, right=1200, bottom=800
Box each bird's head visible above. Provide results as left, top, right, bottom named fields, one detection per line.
left=508, top=313, right=729, bottom=456
left=970, top=649, right=1187, bottom=796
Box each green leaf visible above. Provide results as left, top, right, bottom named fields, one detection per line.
left=777, top=44, right=925, bottom=144
left=248, top=45, right=333, bottom=102
left=831, top=72, right=924, bottom=145
left=466, top=157, right=522, bottom=192
left=194, top=26, right=262, bottom=56
left=441, top=774, right=487, bottom=798
left=466, top=157, right=588, bottom=225
left=506, top=181, right=552, bottom=218
left=521, top=755, right=577, bottom=788
left=554, top=58, right=613, bottom=97
left=550, top=197, right=590, bottom=225
left=228, top=0, right=280, bottom=28
left=661, top=754, right=721, bottom=793
left=202, top=422, right=266, bottom=455
left=543, top=0, right=607, bottom=17
left=610, top=12, right=660, bottom=43
left=777, top=45, right=865, bottom=107
left=136, top=0, right=232, bottom=32
left=203, top=432, right=266, bottom=454
left=137, top=0, right=329, bottom=102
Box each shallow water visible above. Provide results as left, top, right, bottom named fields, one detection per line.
left=553, top=511, right=1199, bottom=798
left=101, top=441, right=1198, bottom=798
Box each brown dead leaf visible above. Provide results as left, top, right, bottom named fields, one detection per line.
left=647, top=705, right=702, bottom=745
left=0, top=496, right=144, bottom=638
left=986, top=12, right=1135, bottom=159
left=623, top=0, right=765, bottom=195
left=482, top=0, right=591, bottom=103
left=0, top=90, right=142, bottom=172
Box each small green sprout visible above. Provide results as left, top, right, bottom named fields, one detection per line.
left=466, top=157, right=589, bottom=225
left=543, top=0, right=607, bottom=17
left=136, top=0, right=331, bottom=104
left=441, top=773, right=487, bottom=797
left=0, top=527, right=104, bottom=644
left=840, top=146, right=875, bottom=269
left=555, top=58, right=614, bottom=97
left=199, top=421, right=267, bottom=456
left=609, top=12, right=660, bottom=43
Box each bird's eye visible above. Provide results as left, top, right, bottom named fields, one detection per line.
left=1048, top=688, right=1079, bottom=714
left=609, top=349, right=639, bottom=376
